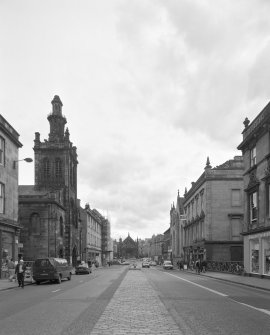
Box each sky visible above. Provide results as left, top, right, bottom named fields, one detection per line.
left=1, top=0, right=270, bottom=241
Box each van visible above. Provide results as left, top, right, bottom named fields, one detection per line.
left=33, top=258, right=73, bottom=285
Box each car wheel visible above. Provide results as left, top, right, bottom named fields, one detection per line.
left=36, top=281, right=40, bottom=285
left=68, top=273, right=71, bottom=280
left=57, top=275, right=62, bottom=284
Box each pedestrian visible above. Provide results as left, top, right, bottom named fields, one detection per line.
left=179, top=261, right=184, bottom=271
left=201, top=260, right=207, bottom=273
left=195, top=259, right=201, bottom=274
left=15, top=259, right=26, bottom=288
left=7, top=257, right=15, bottom=282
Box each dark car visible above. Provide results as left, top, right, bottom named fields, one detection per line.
left=33, top=258, right=72, bottom=284
left=75, top=264, right=92, bottom=275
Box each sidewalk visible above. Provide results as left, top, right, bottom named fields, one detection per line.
left=184, top=269, right=270, bottom=291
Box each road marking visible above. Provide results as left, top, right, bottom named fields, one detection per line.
left=164, top=272, right=228, bottom=297
left=52, top=289, right=60, bottom=293
left=235, top=301, right=270, bottom=316
left=163, top=271, right=270, bottom=317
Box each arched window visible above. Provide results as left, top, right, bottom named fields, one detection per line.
left=55, top=158, right=62, bottom=178
left=60, top=216, right=64, bottom=237
left=43, top=158, right=50, bottom=178
left=30, top=213, right=41, bottom=235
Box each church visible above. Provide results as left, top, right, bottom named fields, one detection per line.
left=18, top=96, right=80, bottom=265
left=118, top=234, right=139, bottom=259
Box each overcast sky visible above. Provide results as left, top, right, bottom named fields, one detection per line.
left=1, top=0, right=270, bottom=240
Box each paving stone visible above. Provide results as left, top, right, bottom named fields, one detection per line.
left=90, top=270, right=182, bottom=335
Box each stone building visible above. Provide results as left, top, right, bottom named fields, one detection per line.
left=162, top=228, right=171, bottom=261
left=0, top=115, right=23, bottom=278
left=79, top=204, right=102, bottom=266
left=118, top=234, right=138, bottom=259
left=149, top=234, right=163, bottom=262
left=183, top=156, right=244, bottom=264
left=238, top=102, right=270, bottom=277
left=18, top=96, right=80, bottom=265
left=170, top=191, right=185, bottom=265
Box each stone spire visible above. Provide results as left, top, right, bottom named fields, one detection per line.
left=47, top=95, right=67, bottom=142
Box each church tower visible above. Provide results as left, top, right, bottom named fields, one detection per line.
left=33, top=95, right=79, bottom=263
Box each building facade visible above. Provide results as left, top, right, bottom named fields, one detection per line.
left=170, top=191, right=185, bottom=265
left=118, top=234, right=138, bottom=259
left=79, top=204, right=102, bottom=266
left=183, top=156, right=244, bottom=264
left=19, top=96, right=80, bottom=265
left=0, top=115, right=23, bottom=278
left=238, top=102, right=270, bottom=277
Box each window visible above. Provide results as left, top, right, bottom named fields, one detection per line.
left=231, top=218, right=240, bottom=241
left=250, top=146, right=256, bottom=167
left=30, top=213, right=41, bottom=235
left=232, top=189, right=241, bottom=206
left=55, top=158, right=62, bottom=178
left=0, top=136, right=5, bottom=165
left=0, top=183, right=4, bottom=213
left=249, top=191, right=258, bottom=224
left=43, top=158, right=50, bottom=178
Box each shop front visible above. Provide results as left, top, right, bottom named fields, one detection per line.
left=245, top=230, right=270, bottom=277
left=0, top=227, right=19, bottom=279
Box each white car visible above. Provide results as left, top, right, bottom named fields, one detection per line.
left=163, top=261, right=173, bottom=270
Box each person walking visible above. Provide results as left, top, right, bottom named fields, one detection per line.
left=15, top=259, right=26, bottom=288
left=195, top=259, right=201, bottom=274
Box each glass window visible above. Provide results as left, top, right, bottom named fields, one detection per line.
left=264, top=237, right=270, bottom=275
left=249, top=191, right=257, bottom=224
left=43, top=158, right=50, bottom=178
left=60, top=217, right=64, bottom=237
left=250, top=146, right=256, bottom=167
left=0, top=183, right=4, bottom=214
left=232, top=189, right=241, bottom=206
left=251, top=240, right=259, bottom=273
left=55, top=158, right=62, bottom=178
left=0, top=136, right=5, bottom=165
left=231, top=218, right=240, bottom=241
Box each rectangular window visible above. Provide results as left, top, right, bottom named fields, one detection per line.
left=250, top=191, right=258, bottom=223
left=232, top=189, right=241, bottom=206
left=0, top=183, right=5, bottom=213
left=0, top=136, right=5, bottom=165
left=250, top=146, right=256, bottom=167
left=231, top=218, right=240, bottom=241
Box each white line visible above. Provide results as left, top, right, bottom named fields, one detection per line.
left=235, top=301, right=270, bottom=316
left=164, top=272, right=228, bottom=297
left=163, top=271, right=270, bottom=317
left=51, top=289, right=60, bottom=293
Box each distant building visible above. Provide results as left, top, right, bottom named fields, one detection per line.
left=162, top=228, right=171, bottom=261
left=183, top=156, right=244, bottom=264
left=238, top=102, right=270, bottom=277
left=170, top=191, right=185, bottom=265
left=0, top=115, right=23, bottom=278
left=149, top=234, right=163, bottom=262
left=118, top=234, right=138, bottom=259
left=79, top=203, right=102, bottom=266
left=19, top=96, right=80, bottom=265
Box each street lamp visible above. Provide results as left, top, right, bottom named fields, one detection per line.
left=13, top=157, right=33, bottom=169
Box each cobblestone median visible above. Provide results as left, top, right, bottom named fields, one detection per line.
left=90, top=270, right=182, bottom=335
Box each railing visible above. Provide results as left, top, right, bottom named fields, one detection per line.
left=206, top=261, right=244, bottom=275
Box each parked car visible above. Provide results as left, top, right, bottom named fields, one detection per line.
left=142, top=261, right=150, bottom=268
left=33, top=258, right=72, bottom=284
left=163, top=261, right=173, bottom=270
left=150, top=261, right=157, bottom=266
left=75, top=263, right=92, bottom=275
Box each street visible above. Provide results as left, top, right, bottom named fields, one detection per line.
left=0, top=265, right=270, bottom=334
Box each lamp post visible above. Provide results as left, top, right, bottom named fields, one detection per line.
left=13, top=157, right=33, bottom=169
